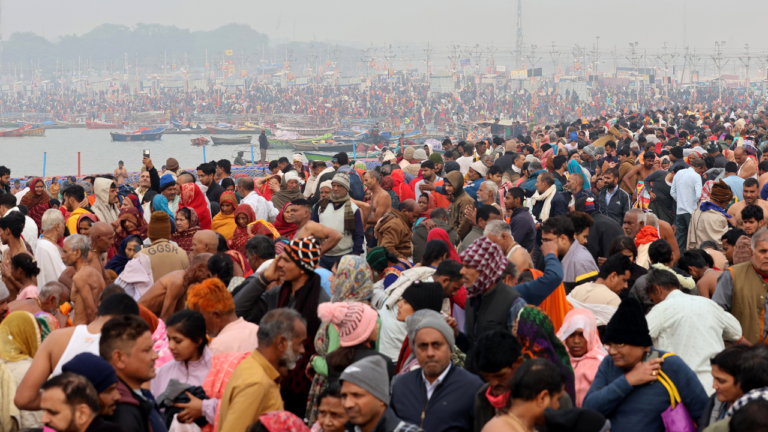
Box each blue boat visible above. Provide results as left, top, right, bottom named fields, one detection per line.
left=111, top=127, right=165, bottom=142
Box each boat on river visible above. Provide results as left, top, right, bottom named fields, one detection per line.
left=86, top=121, right=122, bottom=129
left=111, top=127, right=164, bottom=142
left=211, top=135, right=252, bottom=145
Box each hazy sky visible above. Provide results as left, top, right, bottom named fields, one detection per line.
left=6, top=0, right=768, bottom=65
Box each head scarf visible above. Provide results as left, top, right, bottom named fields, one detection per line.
left=0, top=311, right=41, bottom=362
left=391, top=170, right=415, bottom=202
left=225, top=249, right=252, bottom=275
left=106, top=235, right=143, bottom=275
left=34, top=311, right=60, bottom=341
left=516, top=305, right=576, bottom=399
left=458, top=236, right=507, bottom=297
left=171, top=207, right=201, bottom=253
left=117, top=207, right=147, bottom=238
left=76, top=213, right=99, bottom=234
left=123, top=193, right=143, bottom=217
left=152, top=194, right=175, bottom=222
left=273, top=201, right=298, bottom=239
left=418, top=192, right=438, bottom=219
left=20, top=178, right=49, bottom=209
left=227, top=204, right=256, bottom=255
left=259, top=411, right=310, bottom=432
left=381, top=175, right=394, bottom=191
left=180, top=183, right=212, bottom=230
left=556, top=309, right=607, bottom=361
left=567, top=159, right=590, bottom=188
left=211, top=191, right=238, bottom=240
left=710, top=179, right=734, bottom=204
left=427, top=228, right=460, bottom=262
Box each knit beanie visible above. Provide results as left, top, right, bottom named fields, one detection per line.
left=413, top=309, right=455, bottom=351
left=470, top=161, right=489, bottom=177
left=544, top=408, right=609, bottom=432
left=62, top=353, right=118, bottom=393
left=366, top=246, right=389, bottom=273
left=285, top=237, right=320, bottom=274
left=404, top=147, right=415, bottom=160
left=166, top=158, right=180, bottom=172
left=413, top=149, right=428, bottom=161
left=331, top=172, right=350, bottom=192
left=148, top=211, right=171, bottom=242
left=603, top=297, right=653, bottom=347
left=318, top=302, right=378, bottom=347
left=340, top=355, right=390, bottom=404
left=159, top=173, right=177, bottom=193
left=444, top=161, right=461, bottom=173
left=401, top=281, right=444, bottom=313
left=429, top=152, right=443, bottom=164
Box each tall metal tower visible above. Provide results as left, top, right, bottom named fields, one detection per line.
left=515, top=0, right=523, bottom=69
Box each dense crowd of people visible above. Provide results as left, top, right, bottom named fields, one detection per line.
left=3, top=98, right=768, bottom=432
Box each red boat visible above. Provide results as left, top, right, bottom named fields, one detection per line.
left=86, top=121, right=122, bottom=129
left=191, top=136, right=210, bottom=146
left=0, top=125, right=31, bottom=137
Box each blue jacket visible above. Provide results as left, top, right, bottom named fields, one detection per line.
left=522, top=170, right=564, bottom=196
left=463, top=177, right=484, bottom=202
left=583, top=348, right=708, bottom=432
left=391, top=364, right=483, bottom=432
left=515, top=253, right=564, bottom=305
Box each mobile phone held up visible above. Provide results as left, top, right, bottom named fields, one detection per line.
left=143, top=149, right=150, bottom=159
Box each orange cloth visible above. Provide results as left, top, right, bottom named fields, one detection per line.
left=634, top=225, right=660, bottom=248
left=528, top=268, right=572, bottom=333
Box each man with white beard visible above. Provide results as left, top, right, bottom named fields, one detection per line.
left=217, top=308, right=307, bottom=432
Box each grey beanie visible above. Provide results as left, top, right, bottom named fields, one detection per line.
left=413, top=310, right=455, bottom=351
left=340, top=355, right=390, bottom=404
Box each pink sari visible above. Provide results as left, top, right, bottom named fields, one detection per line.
left=555, top=309, right=607, bottom=407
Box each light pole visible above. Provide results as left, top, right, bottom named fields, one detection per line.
left=712, top=41, right=727, bottom=102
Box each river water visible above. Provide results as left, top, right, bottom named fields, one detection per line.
left=3, top=128, right=297, bottom=178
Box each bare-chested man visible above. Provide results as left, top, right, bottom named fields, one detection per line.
left=14, top=292, right=139, bottom=411
left=58, top=221, right=113, bottom=290
left=623, top=151, right=658, bottom=202
left=291, top=199, right=342, bottom=255
left=735, top=147, right=757, bottom=180
left=364, top=170, right=392, bottom=228
left=139, top=253, right=212, bottom=320
left=678, top=250, right=722, bottom=299
left=191, top=230, right=219, bottom=257
left=0, top=212, right=33, bottom=301
left=62, top=234, right=105, bottom=325
left=114, top=160, right=128, bottom=185
left=728, top=178, right=768, bottom=228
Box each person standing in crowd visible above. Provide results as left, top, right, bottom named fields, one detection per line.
left=91, top=178, right=120, bottom=225
left=443, top=170, right=475, bottom=232
left=698, top=345, right=749, bottom=429
left=1, top=311, right=43, bottom=428
left=472, top=329, right=524, bottom=431
left=40, top=372, right=125, bottom=432
left=541, top=216, right=598, bottom=292
left=532, top=172, right=568, bottom=227
left=595, top=168, right=631, bottom=226
left=258, top=129, right=269, bottom=166
left=556, top=309, right=607, bottom=407
left=60, top=352, right=121, bottom=417
left=567, top=253, right=633, bottom=326
left=61, top=234, right=105, bottom=325
left=671, top=158, right=706, bottom=251
left=239, top=177, right=279, bottom=222
left=458, top=205, right=501, bottom=254
left=485, top=219, right=533, bottom=272
left=688, top=180, right=733, bottom=250
left=139, top=211, right=189, bottom=282
left=583, top=297, right=708, bottom=432
left=99, top=315, right=166, bottom=432
left=0, top=166, right=10, bottom=195
left=375, top=200, right=418, bottom=260
left=218, top=308, right=306, bottom=432
left=35, top=209, right=66, bottom=287
left=313, top=173, right=364, bottom=269
left=505, top=187, right=536, bottom=252
left=20, top=177, right=50, bottom=235
left=196, top=162, right=225, bottom=204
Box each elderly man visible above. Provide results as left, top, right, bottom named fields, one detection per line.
left=688, top=180, right=733, bottom=250
left=458, top=205, right=501, bottom=254
left=484, top=219, right=532, bottom=272
left=62, top=235, right=105, bottom=325
left=562, top=168, right=594, bottom=211
left=644, top=268, right=743, bottom=394
left=583, top=298, right=708, bottom=432
left=218, top=308, right=306, bottom=432
left=239, top=177, right=279, bottom=222
left=140, top=212, right=189, bottom=282
left=735, top=147, right=757, bottom=179
left=391, top=310, right=483, bottom=432
left=464, top=161, right=488, bottom=202
left=91, top=178, right=119, bottom=224
left=250, top=237, right=329, bottom=417
left=35, top=209, right=67, bottom=287
left=312, top=173, right=364, bottom=269
left=713, top=228, right=768, bottom=345
left=531, top=172, right=568, bottom=226
left=191, top=230, right=219, bottom=256
left=375, top=199, right=419, bottom=260
left=135, top=171, right=152, bottom=203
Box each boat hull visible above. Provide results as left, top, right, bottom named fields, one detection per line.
left=191, top=137, right=210, bottom=146
left=111, top=129, right=164, bottom=141
left=22, top=127, right=45, bottom=136
left=207, top=126, right=258, bottom=135
left=211, top=135, right=253, bottom=145
left=292, top=143, right=354, bottom=152
left=86, top=121, right=122, bottom=129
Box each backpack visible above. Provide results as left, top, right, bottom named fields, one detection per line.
left=347, top=170, right=365, bottom=201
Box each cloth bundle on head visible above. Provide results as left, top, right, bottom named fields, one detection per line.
left=710, top=179, right=734, bottom=204
left=413, top=149, right=428, bottom=160
left=401, top=281, right=444, bottom=313
left=332, top=172, right=350, bottom=192
left=366, top=246, right=389, bottom=273
left=284, top=171, right=300, bottom=183
left=318, top=302, right=378, bottom=347
left=293, top=154, right=303, bottom=162
left=148, top=211, right=172, bottom=242
left=286, top=237, right=321, bottom=274
left=604, top=297, right=652, bottom=347
left=470, top=160, right=489, bottom=177
left=258, top=410, right=310, bottom=432
left=458, top=236, right=507, bottom=297
left=382, top=151, right=396, bottom=162
left=412, top=309, right=455, bottom=351
left=166, top=158, right=180, bottom=172
left=429, top=152, right=443, bottom=164
left=62, top=353, right=118, bottom=393
left=159, top=173, right=177, bottom=193
left=340, top=355, right=391, bottom=404
left=444, top=161, right=461, bottom=173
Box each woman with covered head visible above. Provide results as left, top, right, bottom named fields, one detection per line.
left=211, top=191, right=238, bottom=240
left=688, top=179, right=733, bottom=250
left=112, top=207, right=147, bottom=252
left=19, top=178, right=50, bottom=235
left=179, top=182, right=212, bottom=230
left=304, top=255, right=374, bottom=424
left=171, top=207, right=202, bottom=253
left=556, top=308, right=607, bottom=407
left=0, top=311, right=43, bottom=428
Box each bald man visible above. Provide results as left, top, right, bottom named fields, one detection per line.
left=735, top=147, right=757, bottom=179
left=138, top=253, right=212, bottom=320
left=191, top=230, right=219, bottom=257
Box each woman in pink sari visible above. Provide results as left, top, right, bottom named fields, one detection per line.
left=555, top=308, right=607, bottom=407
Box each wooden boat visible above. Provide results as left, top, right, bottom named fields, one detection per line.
left=191, top=136, right=210, bottom=146
left=292, top=142, right=354, bottom=152
left=305, top=152, right=379, bottom=162
left=211, top=135, right=252, bottom=145
left=22, top=127, right=45, bottom=136
left=110, top=127, right=164, bottom=142
left=207, top=126, right=259, bottom=135
left=165, top=129, right=207, bottom=135
left=275, top=124, right=337, bottom=135
left=86, top=121, right=122, bottom=129
left=3, top=128, right=25, bottom=137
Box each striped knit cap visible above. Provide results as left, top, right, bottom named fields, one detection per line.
left=285, top=237, right=320, bottom=274
left=458, top=236, right=507, bottom=297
